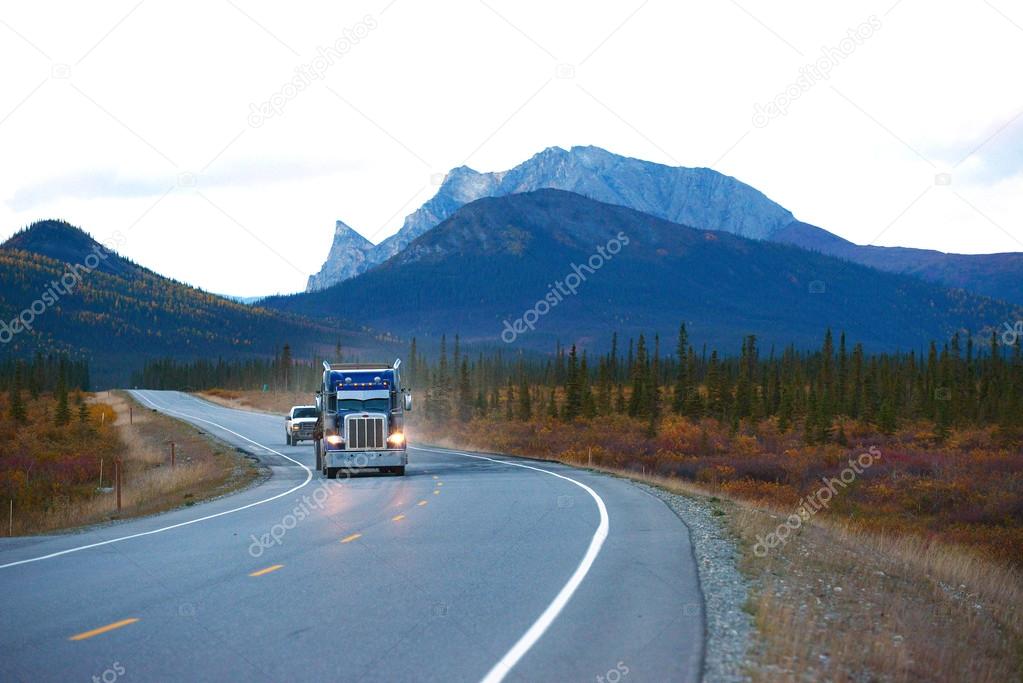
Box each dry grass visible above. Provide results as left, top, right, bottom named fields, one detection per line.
left=724, top=503, right=1023, bottom=682
left=11, top=391, right=259, bottom=534
left=198, top=389, right=310, bottom=415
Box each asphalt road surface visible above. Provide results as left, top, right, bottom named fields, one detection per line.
left=0, top=390, right=704, bottom=682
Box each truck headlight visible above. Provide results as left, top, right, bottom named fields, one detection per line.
left=291, top=424, right=300, bottom=431
left=387, top=432, right=405, bottom=446
left=326, top=434, right=344, bottom=446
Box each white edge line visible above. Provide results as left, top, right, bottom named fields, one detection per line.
left=409, top=445, right=610, bottom=683
left=0, top=390, right=312, bottom=570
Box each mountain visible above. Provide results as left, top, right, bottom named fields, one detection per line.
left=266, top=190, right=1021, bottom=353
left=305, top=145, right=795, bottom=290
left=0, top=221, right=389, bottom=386
left=2, top=219, right=146, bottom=280
left=308, top=146, right=1023, bottom=305
left=306, top=219, right=376, bottom=291
left=774, top=221, right=1023, bottom=304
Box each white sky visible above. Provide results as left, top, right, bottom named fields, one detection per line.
left=1, top=0, right=1021, bottom=296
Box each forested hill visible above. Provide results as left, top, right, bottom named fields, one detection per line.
left=264, top=189, right=1023, bottom=354
left=0, top=221, right=390, bottom=386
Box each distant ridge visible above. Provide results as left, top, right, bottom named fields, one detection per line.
left=268, top=189, right=1022, bottom=353
left=306, top=145, right=1023, bottom=305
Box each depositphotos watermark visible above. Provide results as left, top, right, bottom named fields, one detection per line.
left=752, top=15, right=882, bottom=128
left=753, top=446, right=882, bottom=557
left=595, top=661, right=630, bottom=683
left=91, top=661, right=125, bottom=683
left=1, top=231, right=126, bottom=345
left=249, top=479, right=335, bottom=556
left=501, top=231, right=630, bottom=343
left=1001, top=320, right=1022, bottom=346
left=247, top=454, right=381, bottom=557
left=247, top=15, right=378, bottom=127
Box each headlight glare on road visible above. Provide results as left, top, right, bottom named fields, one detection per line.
left=387, top=432, right=405, bottom=446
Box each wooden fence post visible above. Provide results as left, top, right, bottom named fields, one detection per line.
left=115, top=458, right=123, bottom=511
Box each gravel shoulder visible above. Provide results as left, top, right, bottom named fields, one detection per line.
left=637, top=483, right=754, bottom=683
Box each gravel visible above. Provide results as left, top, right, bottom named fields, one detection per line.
left=636, top=483, right=754, bottom=683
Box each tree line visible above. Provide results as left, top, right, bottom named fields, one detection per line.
left=1, top=352, right=91, bottom=426
left=130, top=326, right=1022, bottom=442
left=130, top=343, right=342, bottom=392
left=406, top=327, right=1022, bottom=442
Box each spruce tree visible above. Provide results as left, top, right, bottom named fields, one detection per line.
left=8, top=364, right=26, bottom=423
left=517, top=372, right=532, bottom=420
left=54, top=365, right=71, bottom=426
left=878, top=398, right=897, bottom=435
left=457, top=358, right=473, bottom=422
left=672, top=323, right=689, bottom=415
left=563, top=345, right=583, bottom=421
left=505, top=377, right=515, bottom=421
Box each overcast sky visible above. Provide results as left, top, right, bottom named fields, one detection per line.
left=2, top=0, right=1021, bottom=296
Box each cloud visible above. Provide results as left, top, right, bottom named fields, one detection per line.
left=5, top=158, right=364, bottom=211
left=923, top=111, right=1023, bottom=184
left=6, top=169, right=166, bottom=211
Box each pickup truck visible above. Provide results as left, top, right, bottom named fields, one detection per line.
left=285, top=405, right=318, bottom=445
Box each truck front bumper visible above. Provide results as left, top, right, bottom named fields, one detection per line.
left=324, top=449, right=407, bottom=470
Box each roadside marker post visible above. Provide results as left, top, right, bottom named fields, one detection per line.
left=115, top=458, right=123, bottom=511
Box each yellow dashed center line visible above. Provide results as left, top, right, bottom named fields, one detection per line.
left=417, top=500, right=428, bottom=506
left=433, top=490, right=440, bottom=495
left=432, top=475, right=438, bottom=479
left=249, top=564, right=284, bottom=577
left=341, top=533, right=362, bottom=543
left=437, top=482, right=443, bottom=486
left=69, top=618, right=139, bottom=641
left=392, top=514, right=405, bottom=522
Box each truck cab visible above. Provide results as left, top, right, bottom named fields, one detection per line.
left=314, top=360, right=412, bottom=477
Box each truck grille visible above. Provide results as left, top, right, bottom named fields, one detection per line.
left=346, top=416, right=385, bottom=450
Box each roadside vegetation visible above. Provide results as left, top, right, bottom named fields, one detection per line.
left=0, top=355, right=259, bottom=535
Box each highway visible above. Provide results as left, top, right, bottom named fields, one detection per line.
left=0, top=391, right=704, bottom=682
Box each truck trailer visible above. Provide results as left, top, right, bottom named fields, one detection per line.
left=313, top=360, right=412, bottom=477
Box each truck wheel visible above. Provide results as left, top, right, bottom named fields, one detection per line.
left=315, top=441, right=322, bottom=471
left=286, top=433, right=293, bottom=446
left=393, top=466, right=405, bottom=476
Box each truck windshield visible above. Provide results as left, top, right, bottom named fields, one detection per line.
left=338, top=398, right=390, bottom=412
left=292, top=408, right=317, bottom=418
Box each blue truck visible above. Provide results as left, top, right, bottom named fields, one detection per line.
left=313, top=360, right=412, bottom=477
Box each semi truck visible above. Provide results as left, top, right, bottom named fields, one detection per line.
left=313, top=360, right=412, bottom=478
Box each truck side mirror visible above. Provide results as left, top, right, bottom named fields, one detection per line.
left=403, top=391, right=413, bottom=412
